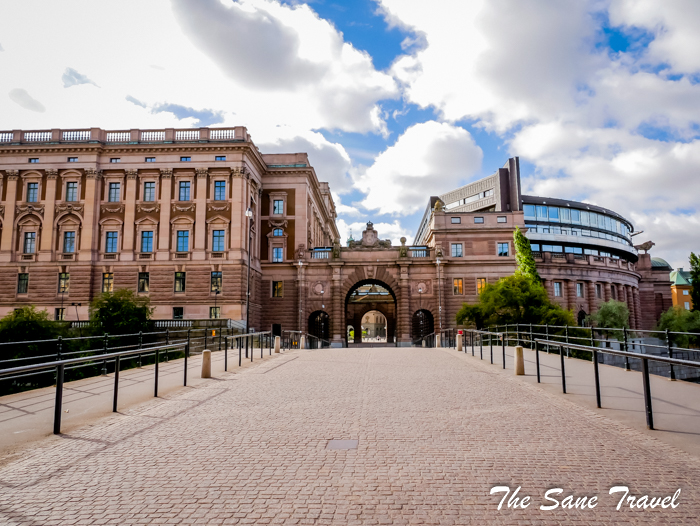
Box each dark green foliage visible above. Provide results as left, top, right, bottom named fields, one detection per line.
left=656, top=306, right=700, bottom=348
left=513, top=226, right=541, bottom=281
left=0, top=306, right=62, bottom=350
left=690, top=252, right=700, bottom=313
left=89, top=289, right=153, bottom=336
left=586, top=300, right=629, bottom=340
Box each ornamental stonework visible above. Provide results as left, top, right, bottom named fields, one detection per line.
left=137, top=204, right=160, bottom=214
left=55, top=203, right=84, bottom=215
left=101, top=203, right=125, bottom=214
left=172, top=203, right=195, bottom=213
left=16, top=203, right=44, bottom=216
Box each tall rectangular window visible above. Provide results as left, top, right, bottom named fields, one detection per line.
left=173, top=307, right=184, bottom=319
left=453, top=278, right=463, bottom=295
left=212, top=230, right=225, bottom=252
left=174, top=272, right=186, bottom=292
left=596, top=283, right=602, bottom=298
left=27, top=183, right=38, bottom=203
left=211, top=271, right=222, bottom=292
left=273, top=200, right=284, bottom=215
left=214, top=181, right=226, bottom=201
left=143, top=182, right=155, bottom=201
left=138, top=272, right=149, bottom=293
left=210, top=307, right=221, bottom=319
left=141, top=231, right=153, bottom=253
left=23, top=232, right=36, bottom=253
left=63, top=231, right=75, bottom=253
left=55, top=308, right=65, bottom=321
left=17, top=273, right=29, bottom=294
left=108, top=182, right=120, bottom=202
left=451, top=243, right=463, bottom=257
left=105, top=232, right=118, bottom=253
left=58, top=272, right=70, bottom=293
left=65, top=182, right=78, bottom=202
left=477, top=278, right=487, bottom=295
left=576, top=283, right=584, bottom=298
left=554, top=282, right=562, bottom=297
left=685, top=302, right=691, bottom=310
left=497, top=242, right=509, bottom=257
left=179, top=181, right=190, bottom=201
left=177, top=231, right=189, bottom=252
left=272, top=281, right=283, bottom=297
left=272, top=247, right=283, bottom=262
left=102, top=273, right=114, bottom=293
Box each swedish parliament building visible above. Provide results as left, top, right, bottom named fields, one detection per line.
left=0, top=127, right=672, bottom=346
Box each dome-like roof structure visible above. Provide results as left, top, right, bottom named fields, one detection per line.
left=651, top=257, right=672, bottom=270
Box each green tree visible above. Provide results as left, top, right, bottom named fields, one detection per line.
left=513, top=226, right=541, bottom=281
left=690, top=252, right=700, bottom=312
left=656, top=306, right=700, bottom=348
left=586, top=300, right=629, bottom=340
left=0, top=306, right=63, bottom=357
left=89, top=289, right=153, bottom=336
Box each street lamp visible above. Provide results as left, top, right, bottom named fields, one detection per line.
left=245, top=207, right=253, bottom=333
left=321, top=289, right=325, bottom=310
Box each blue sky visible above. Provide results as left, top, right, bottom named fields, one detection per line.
left=1, top=0, right=699, bottom=267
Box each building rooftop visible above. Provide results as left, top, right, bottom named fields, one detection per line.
left=651, top=257, right=673, bottom=270
left=670, top=268, right=692, bottom=286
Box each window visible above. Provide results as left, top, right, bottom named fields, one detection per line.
left=576, top=283, right=584, bottom=298
left=477, top=278, right=487, bottom=295
left=273, top=199, right=284, bottom=215
left=212, top=230, right=225, bottom=252
left=63, top=231, right=76, bottom=253
left=683, top=290, right=689, bottom=296
left=215, top=155, right=226, bottom=161
left=180, top=156, right=191, bottom=162
left=523, top=204, right=536, bottom=220
left=497, top=243, right=509, bottom=257
left=453, top=278, right=463, bottom=295
left=176, top=231, right=189, bottom=252
left=554, top=282, right=562, bottom=297
left=27, top=183, right=38, bottom=203
left=58, top=272, right=70, bottom=293
left=581, top=211, right=590, bottom=226
left=174, top=272, right=186, bottom=292
left=273, top=228, right=283, bottom=236
left=611, top=287, right=617, bottom=300
left=571, top=209, right=581, bottom=224
left=67, top=157, right=78, bottom=163
left=272, top=281, right=284, bottom=297
left=210, top=307, right=221, bottom=319
left=179, top=181, right=190, bottom=201
left=548, top=207, right=560, bottom=222
left=536, top=205, right=548, bottom=220
left=173, top=307, right=184, bottom=320
left=17, top=273, right=28, bottom=294
left=497, top=216, right=507, bottom=223
left=102, top=273, right=114, bottom=293
left=451, top=217, right=461, bottom=224
left=474, top=217, right=484, bottom=224
left=108, top=182, right=120, bottom=202
left=110, top=158, right=120, bottom=163
left=685, top=302, right=691, bottom=310
left=105, top=232, right=118, bottom=253
left=451, top=243, right=463, bottom=257
left=28, top=158, right=39, bottom=163
left=214, top=181, right=226, bottom=201
left=65, top=182, right=78, bottom=202
left=560, top=208, right=570, bottom=223
left=596, top=283, right=602, bottom=299
left=272, top=247, right=283, bottom=262
left=145, top=157, right=156, bottom=162
left=23, top=232, right=36, bottom=253
left=531, top=244, right=540, bottom=252
left=211, top=271, right=222, bottom=292
left=143, top=182, right=155, bottom=201
left=138, top=272, right=150, bottom=293
left=141, top=231, right=153, bottom=253
left=55, top=308, right=65, bottom=321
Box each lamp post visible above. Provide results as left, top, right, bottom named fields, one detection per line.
left=321, top=289, right=325, bottom=310
left=245, top=207, right=253, bottom=333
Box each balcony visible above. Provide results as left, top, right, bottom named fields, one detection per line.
left=311, top=248, right=332, bottom=259
left=409, top=247, right=429, bottom=258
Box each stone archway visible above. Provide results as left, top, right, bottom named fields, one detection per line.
left=345, top=280, right=397, bottom=346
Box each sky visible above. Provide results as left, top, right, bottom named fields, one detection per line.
left=1, top=0, right=699, bottom=268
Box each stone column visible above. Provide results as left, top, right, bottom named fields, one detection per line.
left=398, top=265, right=411, bottom=346
left=121, top=169, right=138, bottom=261
left=626, top=285, right=636, bottom=330
left=604, top=282, right=612, bottom=303
left=296, top=262, right=306, bottom=332
left=79, top=168, right=101, bottom=260
left=230, top=169, right=244, bottom=258
left=0, top=171, right=19, bottom=261
left=587, top=281, right=597, bottom=314
left=193, top=168, right=208, bottom=260
left=330, top=265, right=343, bottom=346
left=566, top=280, right=577, bottom=312
left=157, top=169, right=172, bottom=260
left=633, top=287, right=641, bottom=331
left=38, top=169, right=58, bottom=260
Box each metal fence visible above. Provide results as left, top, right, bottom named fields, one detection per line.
left=412, top=328, right=457, bottom=348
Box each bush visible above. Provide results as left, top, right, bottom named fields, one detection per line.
left=89, top=289, right=153, bottom=336
left=656, top=306, right=700, bottom=348
left=0, top=306, right=64, bottom=359
left=586, top=300, right=629, bottom=340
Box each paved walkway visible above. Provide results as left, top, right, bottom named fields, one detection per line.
left=0, top=346, right=699, bottom=524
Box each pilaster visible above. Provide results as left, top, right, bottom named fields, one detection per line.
left=121, top=169, right=138, bottom=260
left=0, top=171, right=19, bottom=261
left=38, top=170, right=58, bottom=260
left=79, top=168, right=101, bottom=260
left=157, top=169, right=172, bottom=260
left=193, top=168, right=208, bottom=259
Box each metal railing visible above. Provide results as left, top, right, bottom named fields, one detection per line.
left=412, top=328, right=457, bottom=348
left=224, top=332, right=273, bottom=368
left=465, top=330, right=506, bottom=367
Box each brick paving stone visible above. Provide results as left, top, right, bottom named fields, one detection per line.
left=0, top=347, right=699, bottom=524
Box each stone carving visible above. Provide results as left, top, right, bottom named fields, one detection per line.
left=45, top=169, right=58, bottom=179
left=55, top=203, right=84, bottom=215
left=125, top=169, right=138, bottom=179
left=6, top=169, right=19, bottom=180
left=366, top=266, right=375, bottom=279
left=207, top=203, right=230, bottom=212
left=16, top=203, right=44, bottom=217
left=268, top=219, right=288, bottom=228
left=296, top=244, right=306, bottom=260
left=313, top=282, right=326, bottom=295
left=332, top=239, right=341, bottom=259
left=435, top=244, right=444, bottom=258
left=433, top=199, right=445, bottom=212
left=0, top=204, right=4, bottom=217
left=172, top=203, right=195, bottom=213
left=196, top=168, right=208, bottom=179
left=84, top=168, right=102, bottom=179
left=101, top=204, right=124, bottom=214
left=399, top=237, right=408, bottom=258
left=137, top=204, right=160, bottom=214
left=634, top=240, right=655, bottom=253
left=231, top=166, right=246, bottom=178
left=159, top=168, right=173, bottom=178
left=347, top=221, right=392, bottom=249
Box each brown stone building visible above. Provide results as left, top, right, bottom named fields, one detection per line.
left=0, top=128, right=672, bottom=346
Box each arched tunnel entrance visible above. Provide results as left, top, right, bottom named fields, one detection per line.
left=345, top=280, right=396, bottom=347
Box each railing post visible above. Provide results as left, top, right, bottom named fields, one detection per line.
left=184, top=344, right=189, bottom=386
left=642, top=357, right=654, bottom=429
left=219, top=328, right=222, bottom=351
left=560, top=345, right=566, bottom=394
left=490, top=333, right=493, bottom=364
left=187, top=328, right=191, bottom=355
left=479, top=333, right=483, bottom=360
left=529, top=323, right=533, bottom=350
left=593, top=348, right=601, bottom=408
left=261, top=334, right=263, bottom=359
left=56, top=336, right=62, bottom=384
left=535, top=340, right=540, bottom=383
left=239, top=338, right=242, bottom=367
left=204, top=329, right=208, bottom=350
left=250, top=335, right=253, bottom=362
left=565, top=325, right=570, bottom=358
left=154, top=348, right=159, bottom=397
left=471, top=331, right=474, bottom=356
left=102, top=334, right=109, bottom=375
left=113, top=356, right=120, bottom=412
left=225, top=337, right=228, bottom=371
left=245, top=334, right=248, bottom=359
left=138, top=331, right=143, bottom=368
left=53, top=363, right=65, bottom=435
left=545, top=324, right=549, bottom=354
left=623, top=327, right=630, bottom=371
left=666, top=329, right=676, bottom=381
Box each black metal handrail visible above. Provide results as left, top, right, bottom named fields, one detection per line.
left=224, top=331, right=273, bottom=368
left=465, top=330, right=506, bottom=367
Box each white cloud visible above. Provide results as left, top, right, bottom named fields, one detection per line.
left=62, top=67, right=98, bottom=88
left=8, top=88, right=45, bottom=112
left=355, top=121, right=482, bottom=216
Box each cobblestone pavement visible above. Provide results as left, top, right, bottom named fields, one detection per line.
left=0, top=347, right=699, bottom=525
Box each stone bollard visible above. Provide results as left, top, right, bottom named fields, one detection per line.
left=300, top=335, right=306, bottom=349
left=201, top=349, right=212, bottom=378
left=435, top=335, right=441, bottom=348
left=274, top=336, right=281, bottom=353
left=457, top=333, right=463, bottom=353
left=422, top=340, right=426, bottom=348
left=514, top=346, right=525, bottom=375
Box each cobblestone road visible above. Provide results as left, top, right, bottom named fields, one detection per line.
left=1, top=347, right=699, bottom=524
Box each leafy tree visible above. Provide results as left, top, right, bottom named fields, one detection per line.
left=89, top=289, right=153, bottom=336
left=690, top=252, right=700, bottom=312
left=0, top=306, right=63, bottom=358
left=586, top=300, right=629, bottom=340
left=656, top=306, right=700, bottom=348
left=513, top=226, right=541, bottom=281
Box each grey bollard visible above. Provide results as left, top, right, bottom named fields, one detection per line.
left=201, top=349, right=212, bottom=378
left=457, top=333, right=463, bottom=353
left=514, top=346, right=525, bottom=375
left=274, top=336, right=281, bottom=353
left=422, top=340, right=426, bottom=348
left=435, top=335, right=441, bottom=348
left=300, top=335, right=306, bottom=349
